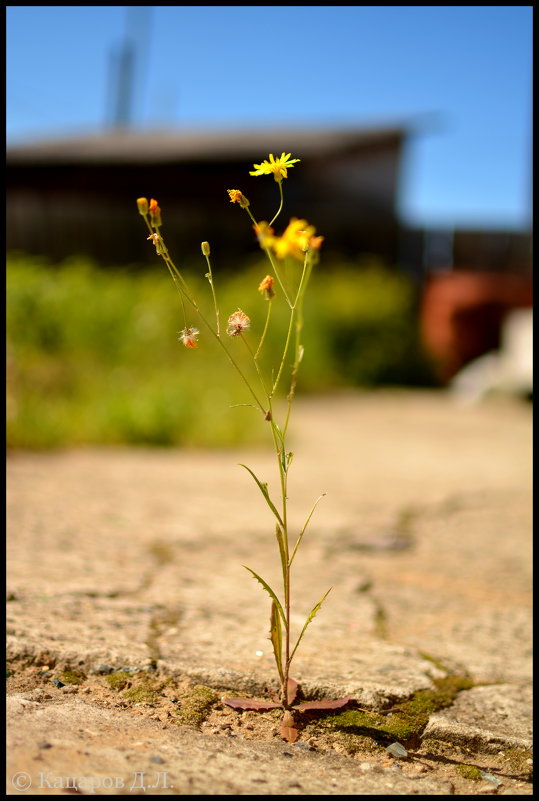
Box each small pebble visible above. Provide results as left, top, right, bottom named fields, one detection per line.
left=52, top=680, right=65, bottom=688
left=480, top=771, right=503, bottom=788
left=385, top=742, right=408, bottom=759
left=150, top=756, right=165, bottom=764
left=293, top=742, right=313, bottom=751
left=93, top=664, right=113, bottom=675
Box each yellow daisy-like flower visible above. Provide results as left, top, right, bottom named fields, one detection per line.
left=249, top=152, right=300, bottom=182
left=272, top=218, right=318, bottom=261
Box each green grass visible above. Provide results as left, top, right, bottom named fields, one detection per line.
left=6, top=252, right=435, bottom=449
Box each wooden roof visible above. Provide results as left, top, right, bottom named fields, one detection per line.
left=6, top=125, right=407, bottom=165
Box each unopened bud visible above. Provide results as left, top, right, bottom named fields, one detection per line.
left=137, top=197, right=149, bottom=215
left=201, top=241, right=211, bottom=257
left=149, top=198, right=162, bottom=227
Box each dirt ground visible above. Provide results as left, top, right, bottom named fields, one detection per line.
left=6, top=389, right=533, bottom=795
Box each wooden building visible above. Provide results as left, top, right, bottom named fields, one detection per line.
left=6, top=126, right=407, bottom=266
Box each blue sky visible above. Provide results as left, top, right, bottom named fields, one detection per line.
left=6, top=5, right=532, bottom=230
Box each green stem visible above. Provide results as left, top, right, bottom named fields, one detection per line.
left=204, top=253, right=220, bottom=337
left=269, top=180, right=284, bottom=227
left=145, top=219, right=266, bottom=415
left=255, top=299, right=273, bottom=360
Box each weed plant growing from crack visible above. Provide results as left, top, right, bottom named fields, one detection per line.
left=137, top=154, right=350, bottom=740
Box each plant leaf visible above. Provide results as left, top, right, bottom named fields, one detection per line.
left=286, top=677, right=300, bottom=706
left=223, top=697, right=281, bottom=711
left=280, top=709, right=299, bottom=742
left=289, top=587, right=332, bottom=663
left=270, top=600, right=284, bottom=683
left=289, top=493, right=327, bottom=566
left=239, top=464, right=284, bottom=527
left=243, top=566, right=286, bottom=626
left=275, top=524, right=288, bottom=585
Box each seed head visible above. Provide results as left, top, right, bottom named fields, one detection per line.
left=227, top=309, right=251, bottom=337
left=178, top=327, right=200, bottom=349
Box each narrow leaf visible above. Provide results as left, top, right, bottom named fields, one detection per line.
left=270, top=600, right=284, bottom=683
left=289, top=493, right=327, bottom=566
left=243, top=566, right=286, bottom=626
left=272, top=421, right=284, bottom=444
left=289, top=587, right=332, bottom=663
left=223, top=698, right=281, bottom=711
left=239, top=464, right=284, bottom=527
left=275, top=524, right=288, bottom=586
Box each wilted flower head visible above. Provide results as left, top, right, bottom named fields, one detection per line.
left=258, top=275, right=275, bottom=300
left=227, top=189, right=250, bottom=208
left=227, top=309, right=251, bottom=337
left=249, top=152, right=300, bottom=182
left=147, top=232, right=164, bottom=255
left=178, top=327, right=199, bottom=349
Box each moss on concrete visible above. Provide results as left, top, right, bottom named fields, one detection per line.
left=320, top=675, right=475, bottom=745
left=456, top=764, right=482, bottom=780
left=58, top=669, right=86, bottom=685
left=173, top=684, right=219, bottom=727
left=105, top=671, right=131, bottom=691
left=502, top=748, right=533, bottom=779
left=123, top=681, right=159, bottom=704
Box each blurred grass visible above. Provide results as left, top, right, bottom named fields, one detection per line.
left=6, top=252, right=435, bottom=449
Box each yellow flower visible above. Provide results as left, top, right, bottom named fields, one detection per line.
left=249, top=152, right=300, bottom=182
left=227, top=189, right=250, bottom=208
left=258, top=275, right=275, bottom=300
left=272, top=218, right=318, bottom=261
left=253, top=221, right=276, bottom=250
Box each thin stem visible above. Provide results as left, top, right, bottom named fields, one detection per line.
left=243, top=196, right=293, bottom=309
left=269, top=180, right=284, bottom=227
left=144, top=218, right=266, bottom=415
left=264, top=248, right=293, bottom=309
left=255, top=299, right=273, bottom=360
left=271, top=308, right=295, bottom=397
left=204, top=253, right=220, bottom=337
left=240, top=332, right=269, bottom=400
left=283, top=254, right=313, bottom=438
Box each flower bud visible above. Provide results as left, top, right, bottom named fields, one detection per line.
left=149, top=198, right=162, bottom=227
left=258, top=275, right=275, bottom=300
left=201, top=241, right=211, bottom=256
left=137, top=197, right=149, bottom=215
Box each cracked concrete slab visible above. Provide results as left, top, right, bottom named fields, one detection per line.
left=7, top=390, right=532, bottom=794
